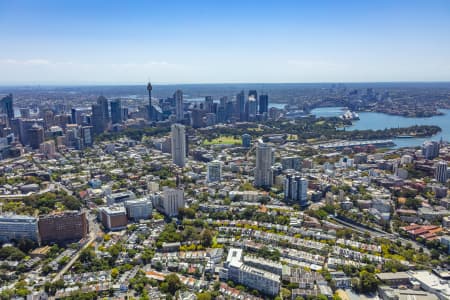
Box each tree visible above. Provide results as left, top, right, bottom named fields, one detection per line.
left=161, top=274, right=182, bottom=295
left=359, top=270, right=379, bottom=293
left=197, top=292, right=212, bottom=300
left=201, top=229, right=214, bottom=247
left=178, top=207, right=195, bottom=219
left=111, top=268, right=119, bottom=279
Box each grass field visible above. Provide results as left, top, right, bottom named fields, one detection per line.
left=203, top=136, right=242, bottom=145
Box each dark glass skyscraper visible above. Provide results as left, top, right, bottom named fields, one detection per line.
left=97, top=96, right=109, bottom=123
left=236, top=90, right=246, bottom=121
left=259, top=94, right=269, bottom=114
left=0, top=94, right=14, bottom=124
left=91, top=103, right=105, bottom=135
left=110, top=99, right=122, bottom=124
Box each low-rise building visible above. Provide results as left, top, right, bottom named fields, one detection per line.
left=0, top=214, right=39, bottom=242
left=100, top=205, right=128, bottom=231
left=38, top=211, right=88, bottom=244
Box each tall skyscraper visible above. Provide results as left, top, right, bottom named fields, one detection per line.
left=435, top=161, right=448, bottom=183
left=0, top=94, right=14, bottom=125
left=97, top=96, right=109, bottom=123
left=254, top=141, right=273, bottom=188
left=110, top=99, right=122, bottom=124
left=171, top=123, right=186, bottom=167
left=91, top=103, right=105, bottom=135
left=28, top=123, right=44, bottom=149
left=236, top=90, right=246, bottom=121
left=205, top=96, right=214, bottom=113
left=259, top=94, right=269, bottom=114
left=174, top=90, right=184, bottom=122
left=207, top=160, right=222, bottom=183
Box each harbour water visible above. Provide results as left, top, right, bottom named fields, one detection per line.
left=310, top=106, right=450, bottom=148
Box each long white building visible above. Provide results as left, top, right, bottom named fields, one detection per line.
left=0, top=214, right=39, bottom=242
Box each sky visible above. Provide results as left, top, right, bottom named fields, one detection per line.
left=0, top=0, right=450, bottom=85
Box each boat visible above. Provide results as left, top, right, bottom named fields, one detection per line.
left=340, top=110, right=360, bottom=121
left=395, top=135, right=415, bottom=138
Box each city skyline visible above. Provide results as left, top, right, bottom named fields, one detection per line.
left=1, top=0, right=450, bottom=84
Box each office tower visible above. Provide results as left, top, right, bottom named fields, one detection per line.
left=124, top=197, right=153, bottom=221
left=236, top=90, right=246, bottom=121
left=281, top=156, right=302, bottom=171
left=28, top=123, right=44, bottom=149
left=100, top=205, right=128, bottom=231
left=171, top=123, right=186, bottom=167
left=225, top=100, right=234, bottom=121
left=259, top=94, right=269, bottom=114
left=205, top=96, right=214, bottom=113
left=248, top=90, right=258, bottom=102
left=422, top=141, right=440, bottom=160
left=160, top=187, right=185, bottom=217
left=71, top=107, right=89, bottom=125
left=284, top=174, right=308, bottom=207
left=0, top=94, right=14, bottom=125
left=97, top=96, right=109, bottom=123
left=18, top=119, right=44, bottom=146
left=110, top=99, right=122, bottom=124
left=254, top=142, right=273, bottom=188
left=247, top=98, right=257, bottom=119
left=242, top=134, right=252, bottom=148
left=81, top=126, right=93, bottom=148
left=216, top=106, right=227, bottom=123
left=435, top=161, right=448, bottom=183
left=191, top=109, right=205, bottom=128
left=91, top=103, right=105, bottom=135
left=174, top=90, right=184, bottom=122
left=38, top=211, right=88, bottom=244
left=207, top=160, right=222, bottom=182
left=0, top=214, right=39, bottom=242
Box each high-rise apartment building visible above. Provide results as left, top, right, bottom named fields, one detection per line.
left=171, top=123, right=186, bottom=167
left=284, top=174, right=308, bottom=207
left=435, top=161, right=448, bottom=183
left=174, top=90, right=184, bottom=122
left=160, top=187, right=185, bottom=217
left=207, top=160, right=222, bottom=182
left=422, top=141, right=440, bottom=160
left=254, top=142, right=273, bottom=188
